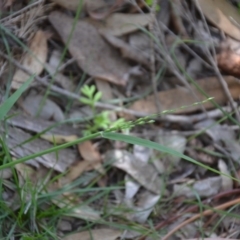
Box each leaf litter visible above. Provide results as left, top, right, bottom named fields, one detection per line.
left=2, top=0, right=240, bottom=239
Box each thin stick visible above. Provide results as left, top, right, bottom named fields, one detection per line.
left=0, top=0, right=45, bottom=23
left=162, top=197, right=240, bottom=240
left=149, top=0, right=161, bottom=112
left=194, top=0, right=240, bottom=122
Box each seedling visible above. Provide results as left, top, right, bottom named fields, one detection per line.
left=80, top=85, right=128, bottom=135
left=80, top=85, right=102, bottom=113
left=145, top=0, right=160, bottom=11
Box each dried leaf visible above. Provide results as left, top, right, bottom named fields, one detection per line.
left=132, top=190, right=160, bottom=223
left=124, top=175, right=140, bottom=200
left=195, top=119, right=240, bottom=163
left=13, top=152, right=100, bottom=222
left=63, top=228, right=121, bottom=240
left=86, top=13, right=151, bottom=36
left=156, top=132, right=186, bottom=166
left=12, top=30, right=47, bottom=89
left=4, top=127, right=77, bottom=172
left=40, top=134, right=78, bottom=144
left=0, top=168, right=12, bottom=179
left=57, top=219, right=72, bottom=232
left=3, top=0, right=14, bottom=8
left=8, top=113, right=77, bottom=136
left=21, top=92, right=64, bottom=121
left=195, top=0, right=240, bottom=40
left=49, top=11, right=132, bottom=86
left=124, top=146, right=152, bottom=200
left=102, top=33, right=150, bottom=67
left=78, top=141, right=104, bottom=174
left=86, top=0, right=124, bottom=20
left=130, top=76, right=240, bottom=114
left=15, top=163, right=51, bottom=187
left=105, top=150, right=165, bottom=195
left=218, top=159, right=233, bottom=191
left=51, top=0, right=86, bottom=10
left=52, top=195, right=101, bottom=221
left=46, top=50, right=77, bottom=91
left=173, top=177, right=222, bottom=198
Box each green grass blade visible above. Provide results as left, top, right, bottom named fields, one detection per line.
left=0, top=75, right=34, bottom=121
left=101, top=132, right=238, bottom=181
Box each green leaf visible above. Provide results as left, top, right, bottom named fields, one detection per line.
left=81, top=85, right=91, bottom=97
left=79, top=97, right=93, bottom=106
left=88, top=85, right=96, bottom=98
left=101, top=132, right=232, bottom=177
left=93, top=91, right=102, bottom=102
left=0, top=75, right=34, bottom=121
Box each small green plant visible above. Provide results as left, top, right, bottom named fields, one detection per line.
left=80, top=85, right=128, bottom=135
left=145, top=0, right=160, bottom=11
left=80, top=85, right=102, bottom=113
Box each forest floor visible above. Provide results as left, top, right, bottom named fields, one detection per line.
left=1, top=0, right=240, bottom=239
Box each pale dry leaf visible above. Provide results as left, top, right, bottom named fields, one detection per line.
left=60, top=160, right=96, bottom=185
left=15, top=163, right=51, bottom=189
left=3, top=0, right=15, bottom=8
left=86, top=13, right=151, bottom=37
left=173, top=176, right=222, bottom=198
left=0, top=168, right=12, bottom=179
left=52, top=195, right=101, bottom=221
left=48, top=180, right=100, bottom=221
left=124, top=175, right=140, bottom=200
left=132, top=190, right=160, bottom=223
left=102, top=32, right=150, bottom=67
left=40, top=134, right=78, bottom=144
left=29, top=166, right=101, bottom=222
left=133, top=145, right=151, bottom=164
left=171, top=0, right=188, bottom=36
left=8, top=113, right=77, bottom=136
left=46, top=182, right=101, bottom=222
left=50, top=0, right=86, bottom=10
left=5, top=126, right=77, bottom=172
left=46, top=50, right=76, bottom=91
left=95, top=79, right=113, bottom=101
left=11, top=30, right=47, bottom=89
left=105, top=150, right=166, bottom=195
left=195, top=119, right=240, bottom=163
left=218, top=159, right=233, bottom=191
left=156, top=132, right=187, bottom=166
left=22, top=91, right=64, bottom=121
left=49, top=11, right=132, bottom=86
left=168, top=214, right=200, bottom=239
left=195, top=0, right=240, bottom=40
left=46, top=63, right=77, bottom=91
left=78, top=141, right=104, bottom=174
left=63, top=228, right=121, bottom=240
left=86, top=0, right=123, bottom=20
left=124, top=145, right=152, bottom=200
left=57, top=219, right=72, bottom=232
left=130, top=76, right=240, bottom=114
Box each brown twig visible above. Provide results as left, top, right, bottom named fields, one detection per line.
left=193, top=1, right=240, bottom=123
left=162, top=197, right=240, bottom=240
left=139, top=188, right=240, bottom=240
left=0, top=0, right=45, bottom=24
